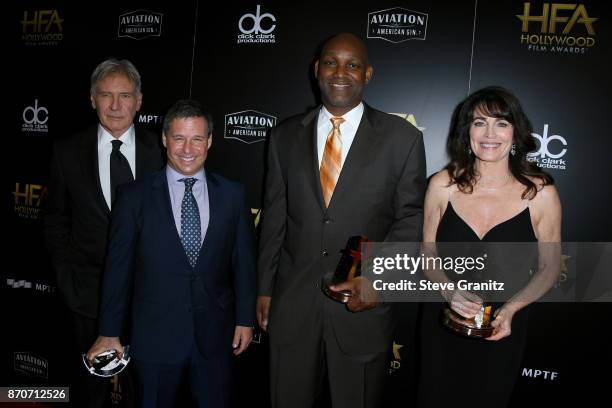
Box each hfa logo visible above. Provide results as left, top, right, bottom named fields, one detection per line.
left=110, top=375, right=123, bottom=404
left=517, top=3, right=597, bottom=53
left=251, top=209, right=261, bottom=228
left=237, top=5, right=276, bottom=44
left=390, top=113, right=426, bottom=132
left=21, top=10, right=64, bottom=46
left=389, top=342, right=403, bottom=374
left=13, top=183, right=47, bottom=220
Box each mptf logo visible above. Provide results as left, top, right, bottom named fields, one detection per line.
left=137, top=112, right=163, bottom=126
left=522, top=367, right=559, bottom=381
left=224, top=110, right=277, bottom=144
left=527, top=124, right=568, bottom=170
left=21, top=9, right=64, bottom=46
left=14, top=352, right=49, bottom=379
left=237, top=5, right=276, bottom=44
left=368, top=7, right=428, bottom=43
left=13, top=182, right=47, bottom=220
left=22, top=99, right=48, bottom=133
left=517, top=3, right=598, bottom=54
left=118, top=10, right=163, bottom=40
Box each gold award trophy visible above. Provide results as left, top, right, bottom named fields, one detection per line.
left=322, top=236, right=367, bottom=303
left=442, top=301, right=495, bottom=338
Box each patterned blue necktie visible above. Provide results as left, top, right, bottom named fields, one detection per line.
left=180, top=178, right=201, bottom=267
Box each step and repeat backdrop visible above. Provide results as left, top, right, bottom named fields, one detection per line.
left=8, top=0, right=611, bottom=406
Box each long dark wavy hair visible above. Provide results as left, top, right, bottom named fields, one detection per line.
left=445, top=86, right=553, bottom=199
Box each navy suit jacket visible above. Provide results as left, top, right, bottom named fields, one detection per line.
left=99, top=169, right=256, bottom=364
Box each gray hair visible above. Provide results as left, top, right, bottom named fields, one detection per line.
left=90, top=58, right=142, bottom=96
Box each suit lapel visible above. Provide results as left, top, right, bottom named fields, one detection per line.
left=300, top=108, right=325, bottom=212
left=154, top=170, right=218, bottom=270
left=198, top=172, right=219, bottom=265
left=327, top=104, right=379, bottom=210
left=152, top=170, right=192, bottom=267
left=134, top=127, right=160, bottom=179
left=80, top=127, right=110, bottom=214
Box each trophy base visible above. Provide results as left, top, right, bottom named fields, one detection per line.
left=321, top=275, right=352, bottom=303
left=441, top=308, right=494, bottom=338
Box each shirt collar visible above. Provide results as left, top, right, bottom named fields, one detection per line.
left=320, top=102, right=364, bottom=128
left=97, top=124, right=135, bottom=147
left=166, top=165, right=206, bottom=184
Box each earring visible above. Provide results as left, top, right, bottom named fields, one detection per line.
left=467, top=146, right=472, bottom=155
left=511, top=144, right=516, bottom=156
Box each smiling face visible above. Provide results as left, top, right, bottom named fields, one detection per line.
left=315, top=33, right=373, bottom=116
left=162, top=116, right=212, bottom=176
left=469, top=107, right=514, bottom=163
left=90, top=73, right=142, bottom=138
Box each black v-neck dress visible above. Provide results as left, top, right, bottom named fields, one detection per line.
left=416, top=202, right=536, bottom=408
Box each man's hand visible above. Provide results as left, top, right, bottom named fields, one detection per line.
left=232, top=326, right=253, bottom=355
left=256, top=296, right=272, bottom=332
left=86, top=336, right=123, bottom=362
left=330, top=277, right=380, bottom=312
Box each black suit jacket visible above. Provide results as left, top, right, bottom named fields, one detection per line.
left=258, top=104, right=426, bottom=355
left=99, top=170, right=257, bottom=363
left=44, top=125, right=164, bottom=318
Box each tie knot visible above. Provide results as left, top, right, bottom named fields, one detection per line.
left=111, top=139, right=123, bottom=152
left=330, top=117, right=345, bottom=130
left=180, top=178, right=197, bottom=192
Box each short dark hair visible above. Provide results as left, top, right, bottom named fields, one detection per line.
left=446, top=86, right=553, bottom=199
left=162, top=99, right=213, bottom=136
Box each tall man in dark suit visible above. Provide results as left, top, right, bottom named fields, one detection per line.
left=257, top=33, right=426, bottom=408
left=87, top=99, right=257, bottom=408
left=44, top=58, right=163, bottom=408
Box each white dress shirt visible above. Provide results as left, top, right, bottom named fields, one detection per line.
left=97, top=125, right=136, bottom=209
left=316, top=102, right=364, bottom=168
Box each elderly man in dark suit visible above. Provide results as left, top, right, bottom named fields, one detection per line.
left=87, top=99, right=257, bottom=408
left=257, top=33, right=427, bottom=408
left=45, top=58, right=163, bottom=408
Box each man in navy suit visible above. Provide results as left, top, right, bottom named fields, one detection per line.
left=87, top=99, right=257, bottom=407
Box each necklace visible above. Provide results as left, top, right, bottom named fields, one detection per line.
left=476, top=173, right=512, bottom=190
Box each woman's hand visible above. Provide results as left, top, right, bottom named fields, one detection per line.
left=444, top=289, right=482, bottom=319
left=486, top=305, right=516, bottom=341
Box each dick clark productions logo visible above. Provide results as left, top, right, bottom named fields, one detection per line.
left=22, top=99, right=48, bottom=133
left=237, top=5, right=276, bottom=44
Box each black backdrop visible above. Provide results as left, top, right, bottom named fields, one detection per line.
left=7, top=0, right=611, bottom=406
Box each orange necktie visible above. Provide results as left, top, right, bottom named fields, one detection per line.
left=320, top=117, right=345, bottom=208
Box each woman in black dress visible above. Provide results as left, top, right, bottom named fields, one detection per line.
left=417, top=86, right=562, bottom=408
